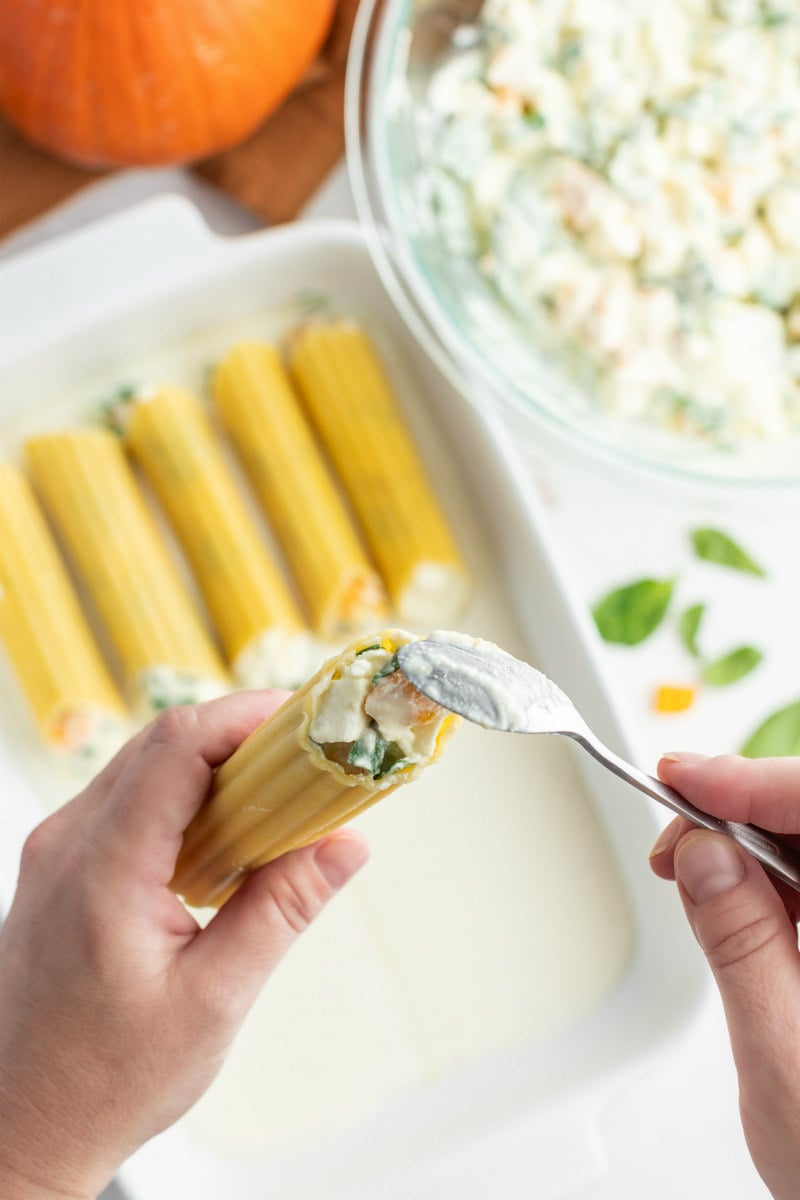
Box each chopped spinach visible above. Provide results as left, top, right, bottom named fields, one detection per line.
left=347, top=728, right=387, bottom=775
left=295, top=288, right=334, bottom=317
left=374, top=743, right=409, bottom=779
left=347, top=728, right=409, bottom=780
left=372, top=651, right=400, bottom=682
left=98, top=383, right=138, bottom=436
left=760, top=10, right=789, bottom=27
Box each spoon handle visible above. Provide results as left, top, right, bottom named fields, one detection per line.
left=570, top=730, right=800, bottom=893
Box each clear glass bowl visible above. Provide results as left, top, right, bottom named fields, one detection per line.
left=345, top=0, right=800, bottom=493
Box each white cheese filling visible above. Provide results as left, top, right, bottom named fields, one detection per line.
left=134, top=666, right=229, bottom=719
left=420, top=0, right=800, bottom=444
left=47, top=705, right=130, bottom=764
left=309, top=646, right=447, bottom=777
left=234, top=629, right=335, bottom=691
left=398, top=563, right=471, bottom=627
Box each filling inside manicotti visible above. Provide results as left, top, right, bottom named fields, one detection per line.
left=308, top=644, right=448, bottom=780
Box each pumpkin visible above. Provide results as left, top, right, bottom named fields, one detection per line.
left=0, top=0, right=336, bottom=167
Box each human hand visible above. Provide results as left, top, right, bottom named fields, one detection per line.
left=649, top=752, right=800, bottom=1200
left=0, top=693, right=369, bottom=1200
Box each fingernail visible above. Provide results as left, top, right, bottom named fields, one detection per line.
left=660, top=751, right=707, bottom=767
left=649, top=820, right=681, bottom=860
left=314, top=833, right=369, bottom=890
left=675, top=835, right=745, bottom=905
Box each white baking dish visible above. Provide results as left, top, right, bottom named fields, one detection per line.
left=0, top=198, right=708, bottom=1200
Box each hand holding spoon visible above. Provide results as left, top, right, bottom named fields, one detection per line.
left=397, top=633, right=800, bottom=893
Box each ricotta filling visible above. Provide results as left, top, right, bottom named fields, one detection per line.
left=234, top=629, right=335, bottom=691
left=420, top=0, right=800, bottom=443
left=309, top=646, right=447, bottom=780
left=134, top=666, right=229, bottom=718
left=46, top=705, right=130, bottom=763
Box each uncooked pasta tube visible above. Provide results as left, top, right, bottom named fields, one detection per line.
left=0, top=462, right=127, bottom=756
left=119, top=385, right=320, bottom=689
left=171, top=630, right=460, bottom=908
left=25, top=429, right=227, bottom=715
left=214, top=341, right=388, bottom=639
left=287, top=319, right=470, bottom=625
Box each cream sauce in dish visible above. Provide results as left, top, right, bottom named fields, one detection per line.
left=184, top=525, right=633, bottom=1159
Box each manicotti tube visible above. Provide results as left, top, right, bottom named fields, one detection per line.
left=120, top=385, right=319, bottom=689
left=25, top=429, right=227, bottom=715
left=171, top=630, right=460, bottom=908
left=214, top=341, right=388, bottom=639
left=287, top=319, right=470, bottom=626
left=0, top=462, right=127, bottom=755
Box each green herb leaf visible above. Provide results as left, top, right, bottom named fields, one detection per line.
left=356, top=644, right=382, bottom=656
left=98, top=383, right=139, bottom=436
left=295, top=288, right=335, bottom=317
left=678, top=603, right=705, bottom=657
left=347, top=729, right=387, bottom=775
left=374, top=743, right=409, bottom=779
left=592, top=578, right=674, bottom=645
left=740, top=700, right=800, bottom=758
left=701, top=645, right=763, bottom=687
left=690, top=528, right=766, bottom=577
left=372, top=651, right=400, bottom=682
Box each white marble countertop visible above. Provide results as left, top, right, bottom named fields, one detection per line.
left=1, top=163, right=779, bottom=1199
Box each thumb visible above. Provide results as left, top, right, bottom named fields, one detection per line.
left=185, top=830, right=369, bottom=1019
left=674, top=830, right=800, bottom=1101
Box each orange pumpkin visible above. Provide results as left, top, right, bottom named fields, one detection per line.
left=0, top=0, right=336, bottom=167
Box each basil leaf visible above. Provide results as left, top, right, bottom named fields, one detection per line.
left=740, top=700, right=800, bottom=758
left=592, top=578, right=674, bottom=645
left=690, top=528, right=765, bottom=577
left=678, top=603, right=705, bottom=658
left=701, top=646, right=762, bottom=687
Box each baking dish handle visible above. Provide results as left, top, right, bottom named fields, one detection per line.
left=0, top=195, right=228, bottom=358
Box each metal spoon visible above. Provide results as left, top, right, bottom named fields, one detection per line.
left=397, top=635, right=800, bottom=892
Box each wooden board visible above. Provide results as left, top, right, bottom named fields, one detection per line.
left=0, top=0, right=359, bottom=239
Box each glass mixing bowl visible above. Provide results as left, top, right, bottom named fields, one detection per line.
left=345, top=0, right=800, bottom=493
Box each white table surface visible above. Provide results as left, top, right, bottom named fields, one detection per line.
left=1, top=163, right=780, bottom=1199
